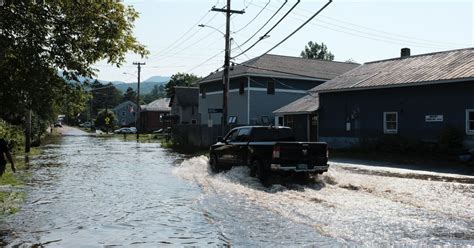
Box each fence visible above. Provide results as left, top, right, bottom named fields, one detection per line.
left=170, top=124, right=241, bottom=150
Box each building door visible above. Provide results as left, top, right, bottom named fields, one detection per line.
left=309, top=114, right=318, bottom=141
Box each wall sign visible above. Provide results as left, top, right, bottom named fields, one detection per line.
left=425, top=115, right=443, bottom=122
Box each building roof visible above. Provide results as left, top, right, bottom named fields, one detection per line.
left=141, top=98, right=171, bottom=112
left=112, top=100, right=137, bottom=111
left=169, top=86, right=199, bottom=107
left=200, top=54, right=359, bottom=83
left=273, top=94, right=319, bottom=115
left=311, top=48, right=474, bottom=93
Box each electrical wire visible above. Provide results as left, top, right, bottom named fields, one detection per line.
left=261, top=0, right=333, bottom=56
left=232, top=0, right=301, bottom=59
left=186, top=50, right=225, bottom=73
left=233, top=0, right=270, bottom=33
left=232, top=0, right=287, bottom=52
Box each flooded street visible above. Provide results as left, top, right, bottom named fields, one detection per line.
left=1, top=134, right=473, bottom=247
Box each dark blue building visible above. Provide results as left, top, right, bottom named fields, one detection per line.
left=311, top=48, right=474, bottom=149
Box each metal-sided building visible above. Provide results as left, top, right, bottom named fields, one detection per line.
left=198, top=54, right=359, bottom=126
left=311, top=48, right=474, bottom=149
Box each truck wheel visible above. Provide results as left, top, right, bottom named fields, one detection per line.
left=209, top=154, right=220, bottom=173
left=255, top=160, right=272, bottom=187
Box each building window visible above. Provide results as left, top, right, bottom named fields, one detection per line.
left=467, top=109, right=474, bottom=135
left=228, top=116, right=237, bottom=124
left=200, top=86, right=206, bottom=99
left=267, top=81, right=275, bottom=95
left=191, top=119, right=197, bottom=124
left=239, top=81, right=245, bottom=95
left=122, top=111, right=125, bottom=116
left=383, top=112, right=398, bottom=134
left=278, top=116, right=284, bottom=126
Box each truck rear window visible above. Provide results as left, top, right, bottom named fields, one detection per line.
left=251, top=128, right=295, bottom=142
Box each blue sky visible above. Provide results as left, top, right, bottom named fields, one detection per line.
left=93, top=0, right=473, bottom=82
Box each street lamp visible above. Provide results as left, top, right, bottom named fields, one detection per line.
left=198, top=24, right=231, bottom=134
left=198, top=24, right=225, bottom=36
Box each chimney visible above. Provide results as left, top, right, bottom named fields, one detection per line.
left=401, top=48, right=411, bottom=58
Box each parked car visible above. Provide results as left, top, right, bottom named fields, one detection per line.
left=114, top=127, right=137, bottom=134
left=209, top=126, right=329, bottom=186
left=54, top=122, right=62, bottom=128
left=80, top=122, right=92, bottom=128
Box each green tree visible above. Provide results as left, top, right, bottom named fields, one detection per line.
left=94, top=110, right=117, bottom=132
left=165, top=73, right=200, bottom=97
left=300, top=41, right=334, bottom=61
left=143, top=84, right=166, bottom=103
left=122, top=87, right=138, bottom=102
left=90, top=80, right=122, bottom=115
left=0, top=1, right=148, bottom=141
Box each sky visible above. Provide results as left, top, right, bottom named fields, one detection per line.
left=93, top=0, right=473, bottom=83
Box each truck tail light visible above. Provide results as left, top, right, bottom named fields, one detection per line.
left=326, top=146, right=330, bottom=158
left=272, top=146, right=280, bottom=159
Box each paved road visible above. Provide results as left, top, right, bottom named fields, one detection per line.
left=1, top=131, right=473, bottom=247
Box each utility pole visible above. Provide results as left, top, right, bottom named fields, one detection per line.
left=25, top=110, right=31, bottom=153
left=211, top=0, right=244, bottom=135
left=133, top=62, right=145, bottom=141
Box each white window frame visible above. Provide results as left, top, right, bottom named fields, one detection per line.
left=466, top=109, right=474, bottom=135
left=383, top=112, right=398, bottom=134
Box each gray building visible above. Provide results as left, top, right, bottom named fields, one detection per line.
left=311, top=48, right=474, bottom=149
left=112, top=101, right=137, bottom=127
left=198, top=54, right=359, bottom=126
left=169, top=86, right=200, bottom=124
left=273, top=94, right=319, bottom=141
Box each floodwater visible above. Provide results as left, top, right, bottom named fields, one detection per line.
left=1, top=133, right=473, bottom=247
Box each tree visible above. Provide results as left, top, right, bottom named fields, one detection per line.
left=0, top=1, right=148, bottom=144
left=122, top=87, right=138, bottom=102
left=94, top=110, right=117, bottom=132
left=143, top=84, right=166, bottom=103
left=300, top=41, right=334, bottom=61
left=165, top=73, right=200, bottom=97
left=90, top=80, right=122, bottom=115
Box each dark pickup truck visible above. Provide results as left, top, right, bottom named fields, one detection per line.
left=209, top=126, right=329, bottom=186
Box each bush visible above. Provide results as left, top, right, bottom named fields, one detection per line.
left=0, top=119, right=24, bottom=152
left=94, top=110, right=117, bottom=132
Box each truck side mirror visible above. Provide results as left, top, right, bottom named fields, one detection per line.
left=217, top=136, right=223, bottom=143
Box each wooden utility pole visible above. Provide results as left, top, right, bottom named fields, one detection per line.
left=133, top=62, right=145, bottom=141
left=25, top=110, right=31, bottom=153
left=211, top=0, right=244, bottom=135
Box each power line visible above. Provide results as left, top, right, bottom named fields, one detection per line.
left=233, top=0, right=270, bottom=33
left=186, top=50, right=225, bottom=73
left=149, top=10, right=213, bottom=59
left=232, top=0, right=287, bottom=52
left=263, top=1, right=465, bottom=50
left=260, top=0, right=333, bottom=56
left=232, top=0, right=301, bottom=59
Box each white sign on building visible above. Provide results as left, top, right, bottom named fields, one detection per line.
left=425, top=115, right=443, bottom=122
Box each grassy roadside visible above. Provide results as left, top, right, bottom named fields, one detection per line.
left=0, top=128, right=58, bottom=217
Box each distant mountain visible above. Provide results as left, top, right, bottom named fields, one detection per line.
left=143, top=76, right=171, bottom=83
left=113, top=81, right=168, bottom=94
left=58, top=71, right=170, bottom=94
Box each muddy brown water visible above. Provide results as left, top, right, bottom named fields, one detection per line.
left=1, top=134, right=473, bottom=247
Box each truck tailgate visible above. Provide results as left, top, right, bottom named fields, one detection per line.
left=273, top=142, right=328, bottom=165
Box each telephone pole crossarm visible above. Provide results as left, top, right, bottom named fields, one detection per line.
left=211, top=7, right=245, bottom=14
